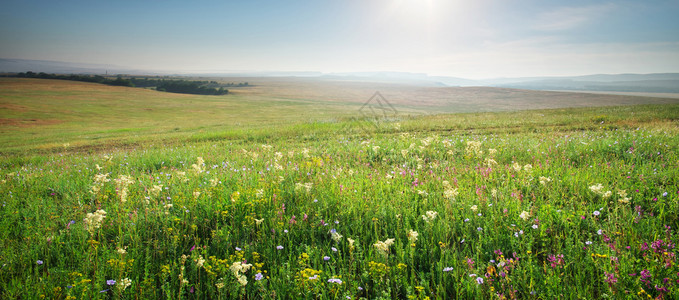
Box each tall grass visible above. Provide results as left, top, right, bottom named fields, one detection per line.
left=0, top=104, right=677, bottom=299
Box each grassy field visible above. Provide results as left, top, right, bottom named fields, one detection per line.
left=0, top=78, right=678, bottom=299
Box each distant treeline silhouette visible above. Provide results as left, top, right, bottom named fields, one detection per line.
left=15, top=71, right=134, bottom=87
left=10, top=72, right=251, bottom=96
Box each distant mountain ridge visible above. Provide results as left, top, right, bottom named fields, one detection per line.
left=2, top=58, right=678, bottom=93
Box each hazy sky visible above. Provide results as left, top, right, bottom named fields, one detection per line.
left=1, top=0, right=678, bottom=78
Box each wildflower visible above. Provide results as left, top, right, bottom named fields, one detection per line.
left=443, top=267, right=454, bottom=272
left=117, top=248, right=127, bottom=255
left=255, top=273, right=264, bottom=281
left=586, top=241, right=593, bottom=245
left=519, top=211, right=530, bottom=221
left=464, top=218, right=470, bottom=222
left=597, top=229, right=603, bottom=235
left=476, top=277, right=484, bottom=284
left=466, top=258, right=475, bottom=269
left=539, top=176, right=551, bottom=185
left=465, top=141, right=483, bottom=157
left=512, top=162, right=521, bottom=172
left=328, top=278, right=342, bottom=284
left=332, top=247, right=337, bottom=252
left=593, top=210, right=600, bottom=216
left=470, top=205, right=478, bottom=211
left=547, top=254, right=565, bottom=268
left=195, top=255, right=205, bottom=268
left=36, top=260, right=43, bottom=265
left=255, top=218, right=264, bottom=225
left=84, top=209, right=107, bottom=235
left=589, top=184, right=604, bottom=194
left=421, top=210, right=438, bottom=222
left=444, top=187, right=459, bottom=200
left=276, top=245, right=284, bottom=250
left=477, top=227, right=483, bottom=232
left=523, top=164, right=532, bottom=172
left=408, top=230, right=419, bottom=243
left=532, top=224, right=538, bottom=229
left=191, top=157, right=205, bottom=173
left=324, top=256, right=330, bottom=261
left=330, top=229, right=343, bottom=242
left=118, top=278, right=132, bottom=291
left=107, top=279, right=116, bottom=286
left=374, top=238, right=395, bottom=257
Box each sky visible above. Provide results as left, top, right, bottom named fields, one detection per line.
left=1, top=0, right=678, bottom=79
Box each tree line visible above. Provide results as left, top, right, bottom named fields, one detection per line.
left=10, top=72, right=251, bottom=96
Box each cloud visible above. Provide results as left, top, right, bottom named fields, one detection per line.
left=534, top=3, right=617, bottom=31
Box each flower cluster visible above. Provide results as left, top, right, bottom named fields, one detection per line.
left=84, top=209, right=106, bottom=235
left=373, top=238, right=395, bottom=257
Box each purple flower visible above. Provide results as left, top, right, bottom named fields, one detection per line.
left=328, top=278, right=342, bottom=284
left=593, top=210, right=600, bottom=216
left=276, top=245, right=283, bottom=250
left=235, top=247, right=242, bottom=251
left=255, top=273, right=264, bottom=281
left=107, top=279, right=116, bottom=286
left=36, top=260, right=43, bottom=265
left=324, top=256, right=330, bottom=261
left=604, top=272, right=618, bottom=286
left=443, top=267, right=454, bottom=272
left=476, top=277, right=484, bottom=284
left=477, top=227, right=483, bottom=232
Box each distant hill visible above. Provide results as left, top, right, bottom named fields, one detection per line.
left=2, top=58, right=678, bottom=93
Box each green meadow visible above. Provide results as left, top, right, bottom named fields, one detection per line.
left=1, top=77, right=678, bottom=299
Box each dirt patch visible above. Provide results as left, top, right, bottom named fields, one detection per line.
left=0, top=118, right=63, bottom=128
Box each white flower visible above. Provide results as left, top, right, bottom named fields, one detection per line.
left=421, top=211, right=438, bottom=222
left=539, top=176, right=551, bottom=185
left=195, top=255, right=205, bottom=268
left=519, top=211, right=530, bottom=221
left=407, top=230, right=419, bottom=243
left=374, top=238, right=395, bottom=256
left=84, top=209, right=107, bottom=235
left=444, top=188, right=459, bottom=200
left=118, top=278, right=132, bottom=291
left=512, top=162, right=521, bottom=172
left=589, top=184, right=604, bottom=194
left=470, top=205, right=478, bottom=212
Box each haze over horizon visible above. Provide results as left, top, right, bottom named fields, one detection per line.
left=1, top=0, right=678, bottom=79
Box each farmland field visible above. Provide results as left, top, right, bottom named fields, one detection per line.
left=1, top=78, right=679, bottom=299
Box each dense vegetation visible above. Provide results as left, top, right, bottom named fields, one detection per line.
left=0, top=102, right=677, bottom=299
left=14, top=71, right=134, bottom=87
left=10, top=72, right=238, bottom=95
left=155, top=80, right=228, bottom=95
